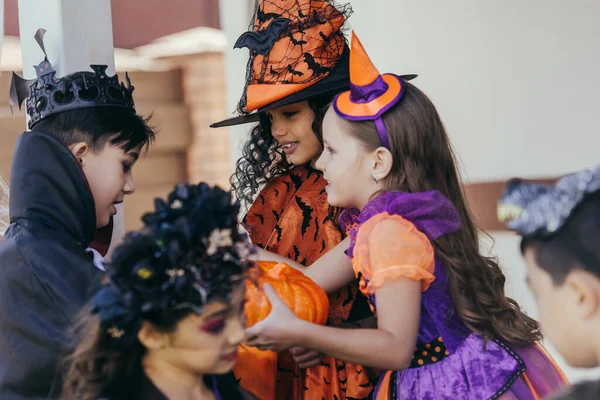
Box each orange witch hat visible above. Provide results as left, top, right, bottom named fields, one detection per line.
left=211, top=0, right=353, bottom=128
left=333, top=32, right=416, bottom=148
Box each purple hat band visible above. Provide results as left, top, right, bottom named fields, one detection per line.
left=333, top=74, right=406, bottom=150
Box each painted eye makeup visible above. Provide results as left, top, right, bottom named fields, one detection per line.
left=200, top=318, right=226, bottom=334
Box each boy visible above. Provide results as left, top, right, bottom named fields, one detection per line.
left=499, top=165, right=600, bottom=399
left=0, top=29, right=155, bottom=399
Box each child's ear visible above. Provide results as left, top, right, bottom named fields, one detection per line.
left=137, top=321, right=169, bottom=351
left=69, top=142, right=90, bottom=165
left=372, top=147, right=393, bottom=181
left=566, top=270, right=600, bottom=320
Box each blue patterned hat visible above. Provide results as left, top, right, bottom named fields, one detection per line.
left=498, top=164, right=600, bottom=236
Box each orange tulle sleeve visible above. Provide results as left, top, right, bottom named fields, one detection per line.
left=353, top=212, right=435, bottom=293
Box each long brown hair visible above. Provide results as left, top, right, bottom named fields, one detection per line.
left=343, top=82, right=541, bottom=346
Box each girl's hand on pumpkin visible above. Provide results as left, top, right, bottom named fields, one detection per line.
left=289, top=347, right=325, bottom=368
left=245, top=284, right=305, bottom=352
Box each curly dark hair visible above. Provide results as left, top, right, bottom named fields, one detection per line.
left=231, top=95, right=333, bottom=207
left=343, top=82, right=541, bottom=347
left=62, top=183, right=254, bottom=400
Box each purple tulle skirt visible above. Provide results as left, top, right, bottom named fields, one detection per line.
left=373, top=335, right=567, bottom=400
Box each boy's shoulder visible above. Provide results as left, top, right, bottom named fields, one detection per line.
left=0, top=225, right=102, bottom=308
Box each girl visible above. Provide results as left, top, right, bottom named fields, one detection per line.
left=210, top=1, right=416, bottom=398
left=62, top=183, right=256, bottom=400
left=499, top=165, right=600, bottom=400
left=245, top=32, right=567, bottom=399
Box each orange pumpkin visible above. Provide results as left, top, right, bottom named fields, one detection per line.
left=234, top=261, right=330, bottom=400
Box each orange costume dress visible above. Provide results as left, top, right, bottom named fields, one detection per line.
left=210, top=0, right=375, bottom=397
left=243, top=165, right=376, bottom=400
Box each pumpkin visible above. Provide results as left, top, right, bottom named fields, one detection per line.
left=234, top=261, right=330, bottom=400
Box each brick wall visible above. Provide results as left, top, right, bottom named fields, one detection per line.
left=182, top=52, right=233, bottom=189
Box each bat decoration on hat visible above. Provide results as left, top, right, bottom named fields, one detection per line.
left=234, top=17, right=292, bottom=56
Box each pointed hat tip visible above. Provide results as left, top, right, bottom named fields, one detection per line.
left=349, top=31, right=381, bottom=87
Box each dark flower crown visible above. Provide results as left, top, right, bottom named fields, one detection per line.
left=498, top=164, right=600, bottom=237
left=90, top=183, right=255, bottom=346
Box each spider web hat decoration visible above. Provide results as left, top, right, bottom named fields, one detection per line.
left=333, top=32, right=417, bottom=150
left=9, top=29, right=136, bottom=130
left=211, top=0, right=351, bottom=128
left=211, top=0, right=416, bottom=128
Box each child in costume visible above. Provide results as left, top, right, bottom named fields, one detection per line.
left=245, top=32, right=568, bottom=399
left=211, top=2, right=412, bottom=399
left=499, top=164, right=600, bottom=399
left=0, top=29, right=154, bottom=399
left=62, top=183, right=257, bottom=400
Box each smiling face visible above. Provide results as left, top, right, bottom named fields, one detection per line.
left=315, top=108, right=380, bottom=209
left=267, top=101, right=323, bottom=166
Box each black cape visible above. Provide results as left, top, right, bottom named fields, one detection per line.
left=0, top=131, right=104, bottom=399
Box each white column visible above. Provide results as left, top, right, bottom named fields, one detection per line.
left=218, top=0, right=254, bottom=170
left=18, top=0, right=125, bottom=254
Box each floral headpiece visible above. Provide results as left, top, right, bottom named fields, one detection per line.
left=90, top=183, right=255, bottom=346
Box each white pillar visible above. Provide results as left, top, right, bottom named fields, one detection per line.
left=218, top=0, right=254, bottom=170
left=18, top=0, right=125, bottom=254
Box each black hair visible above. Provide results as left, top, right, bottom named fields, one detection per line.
left=521, top=190, right=600, bottom=284
left=34, top=107, right=155, bottom=153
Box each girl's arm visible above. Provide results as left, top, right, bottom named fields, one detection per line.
left=256, top=238, right=356, bottom=294
left=246, top=278, right=421, bottom=371
left=255, top=247, right=304, bottom=269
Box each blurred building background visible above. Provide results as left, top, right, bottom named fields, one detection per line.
left=1, top=0, right=233, bottom=230
left=1, top=0, right=598, bottom=383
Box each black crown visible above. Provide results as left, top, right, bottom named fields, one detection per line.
left=9, top=29, right=135, bottom=129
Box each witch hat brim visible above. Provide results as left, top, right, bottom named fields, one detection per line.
left=210, top=50, right=351, bottom=128
left=334, top=31, right=413, bottom=121
left=211, top=48, right=416, bottom=128
left=212, top=1, right=418, bottom=129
